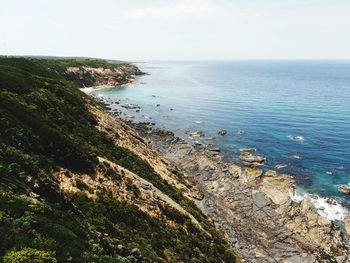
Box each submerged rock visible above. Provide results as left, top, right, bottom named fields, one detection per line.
left=217, top=129, right=227, bottom=136
left=338, top=185, right=350, bottom=195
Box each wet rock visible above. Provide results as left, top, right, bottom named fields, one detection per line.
left=338, top=185, right=350, bottom=195
left=190, top=131, right=205, bottom=137
left=239, top=151, right=266, bottom=167
left=217, top=129, right=227, bottom=136
left=121, top=104, right=141, bottom=110
left=240, top=148, right=256, bottom=153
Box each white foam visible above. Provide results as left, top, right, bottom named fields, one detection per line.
left=313, top=197, right=348, bottom=221
left=288, top=135, right=305, bottom=142
left=195, top=121, right=203, bottom=124
left=289, top=154, right=301, bottom=159
left=293, top=192, right=348, bottom=221
left=275, top=164, right=288, bottom=169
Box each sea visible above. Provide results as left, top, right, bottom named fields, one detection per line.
left=91, top=60, right=350, bottom=218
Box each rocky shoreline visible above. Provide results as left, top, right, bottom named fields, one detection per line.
left=88, top=92, right=350, bottom=262
left=78, top=61, right=350, bottom=262
left=130, top=122, right=350, bottom=262
left=63, top=64, right=145, bottom=89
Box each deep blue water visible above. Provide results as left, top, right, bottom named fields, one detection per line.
left=92, top=61, right=350, bottom=206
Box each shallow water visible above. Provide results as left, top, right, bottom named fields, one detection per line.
left=93, top=60, right=350, bottom=207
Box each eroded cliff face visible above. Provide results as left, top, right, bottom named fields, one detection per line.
left=62, top=65, right=144, bottom=88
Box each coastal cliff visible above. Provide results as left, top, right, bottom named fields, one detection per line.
left=1, top=57, right=349, bottom=263
left=0, top=57, right=237, bottom=262
left=63, top=65, right=144, bottom=88
left=83, top=61, right=350, bottom=262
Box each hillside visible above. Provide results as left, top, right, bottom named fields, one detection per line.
left=0, top=57, right=238, bottom=262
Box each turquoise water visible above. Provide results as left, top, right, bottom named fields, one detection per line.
left=93, top=61, right=350, bottom=206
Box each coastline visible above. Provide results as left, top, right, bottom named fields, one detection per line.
left=80, top=78, right=141, bottom=94
left=88, top=89, right=350, bottom=262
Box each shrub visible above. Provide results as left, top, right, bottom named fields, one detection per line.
left=3, top=248, right=57, bottom=263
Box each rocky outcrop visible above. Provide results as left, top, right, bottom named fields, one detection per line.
left=63, top=65, right=144, bottom=88
left=86, top=95, right=350, bottom=262
left=54, top=156, right=206, bottom=233
left=240, top=149, right=266, bottom=167
left=123, top=122, right=350, bottom=262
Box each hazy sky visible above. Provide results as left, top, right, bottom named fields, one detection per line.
left=1, top=0, right=350, bottom=60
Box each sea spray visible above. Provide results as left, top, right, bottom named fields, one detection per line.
left=293, top=191, right=348, bottom=221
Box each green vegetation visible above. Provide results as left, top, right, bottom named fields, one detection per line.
left=3, top=248, right=57, bottom=263
left=31, top=57, right=129, bottom=71
left=0, top=57, right=238, bottom=262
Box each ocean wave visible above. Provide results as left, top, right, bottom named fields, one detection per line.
left=293, top=192, right=348, bottom=221
left=288, top=154, right=301, bottom=159
left=275, top=164, right=288, bottom=169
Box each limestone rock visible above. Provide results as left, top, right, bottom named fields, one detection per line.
left=260, top=174, right=294, bottom=208
left=283, top=253, right=316, bottom=263
left=240, top=167, right=263, bottom=184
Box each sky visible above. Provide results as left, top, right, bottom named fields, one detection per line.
left=1, top=0, right=350, bottom=61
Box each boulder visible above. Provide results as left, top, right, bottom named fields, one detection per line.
left=260, top=175, right=294, bottom=208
